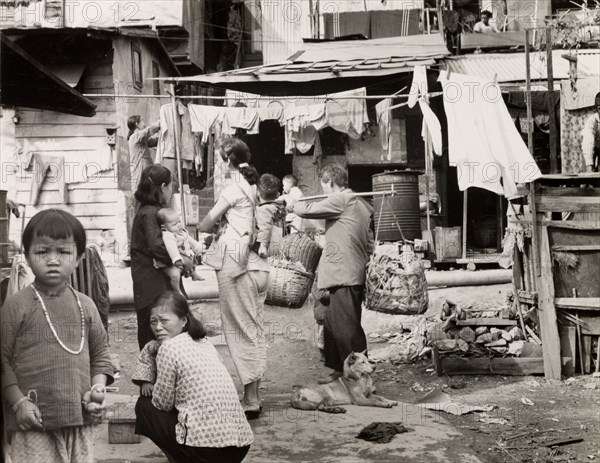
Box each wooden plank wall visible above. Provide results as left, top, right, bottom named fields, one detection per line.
left=9, top=57, right=118, bottom=246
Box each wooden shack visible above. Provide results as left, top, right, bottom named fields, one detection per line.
left=523, top=174, right=600, bottom=378
left=1, top=28, right=178, bottom=257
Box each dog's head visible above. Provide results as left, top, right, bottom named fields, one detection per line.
left=343, top=351, right=374, bottom=380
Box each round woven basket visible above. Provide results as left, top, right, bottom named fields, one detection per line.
left=266, top=260, right=314, bottom=309
left=365, top=256, right=429, bottom=315
left=279, top=233, right=322, bottom=273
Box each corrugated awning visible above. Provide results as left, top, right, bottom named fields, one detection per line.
left=444, top=50, right=600, bottom=83
left=172, top=34, right=450, bottom=96
left=0, top=34, right=96, bottom=117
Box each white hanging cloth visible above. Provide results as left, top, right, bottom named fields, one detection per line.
left=409, top=65, right=443, bottom=156
left=438, top=70, right=542, bottom=197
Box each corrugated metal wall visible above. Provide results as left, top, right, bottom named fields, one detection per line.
left=259, top=0, right=425, bottom=64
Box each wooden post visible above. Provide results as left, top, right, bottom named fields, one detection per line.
left=309, top=0, right=314, bottom=39
left=169, top=82, right=186, bottom=225
left=525, top=28, right=540, bottom=277
left=537, top=225, right=562, bottom=379
left=315, top=0, right=320, bottom=39
left=524, top=29, right=534, bottom=155
left=546, top=27, right=558, bottom=174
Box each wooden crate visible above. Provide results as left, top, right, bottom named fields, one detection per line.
left=108, top=418, right=141, bottom=444
left=434, top=226, right=462, bottom=260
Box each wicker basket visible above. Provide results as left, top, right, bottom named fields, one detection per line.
left=279, top=233, right=322, bottom=273
left=365, top=254, right=429, bottom=315
left=266, top=260, right=314, bottom=309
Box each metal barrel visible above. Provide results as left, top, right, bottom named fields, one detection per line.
left=372, top=171, right=422, bottom=242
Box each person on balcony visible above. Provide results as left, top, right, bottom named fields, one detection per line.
left=474, top=10, right=499, bottom=34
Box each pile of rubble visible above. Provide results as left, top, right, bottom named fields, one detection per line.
left=428, top=296, right=542, bottom=358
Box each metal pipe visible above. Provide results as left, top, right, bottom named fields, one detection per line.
left=109, top=269, right=512, bottom=306
left=110, top=286, right=219, bottom=306
left=426, top=269, right=512, bottom=288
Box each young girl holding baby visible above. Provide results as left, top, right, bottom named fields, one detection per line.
left=1, top=209, right=114, bottom=463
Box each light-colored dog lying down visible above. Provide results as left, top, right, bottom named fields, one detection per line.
left=291, top=351, right=398, bottom=413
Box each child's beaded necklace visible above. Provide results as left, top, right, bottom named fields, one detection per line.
left=32, top=284, right=85, bottom=355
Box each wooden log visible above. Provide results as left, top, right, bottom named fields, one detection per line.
left=435, top=357, right=572, bottom=376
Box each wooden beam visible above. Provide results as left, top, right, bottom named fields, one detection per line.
left=538, top=226, right=562, bottom=380
left=435, top=356, right=572, bottom=376
left=537, top=187, right=600, bottom=197
left=536, top=196, right=600, bottom=213
left=555, top=297, right=600, bottom=310
left=552, top=245, right=600, bottom=251
left=543, top=221, right=600, bottom=230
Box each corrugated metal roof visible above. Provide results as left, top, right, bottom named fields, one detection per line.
left=445, top=50, right=600, bottom=83
left=175, top=35, right=448, bottom=95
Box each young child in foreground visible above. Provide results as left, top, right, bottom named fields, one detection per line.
left=154, top=207, right=206, bottom=293
left=1, top=209, right=114, bottom=463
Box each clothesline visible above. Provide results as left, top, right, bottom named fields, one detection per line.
left=81, top=93, right=445, bottom=100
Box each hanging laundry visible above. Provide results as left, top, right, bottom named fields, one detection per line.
left=408, top=65, right=443, bottom=156
left=375, top=99, right=392, bottom=160
left=188, top=105, right=223, bottom=143
left=312, top=132, right=323, bottom=167
left=420, top=101, right=443, bottom=156
left=408, top=65, right=429, bottom=109
left=293, top=125, right=319, bottom=153
left=438, top=71, right=541, bottom=197
left=325, top=100, right=360, bottom=139
left=29, top=153, right=68, bottom=205
left=258, top=105, right=285, bottom=124
left=222, top=107, right=260, bottom=135
left=331, top=88, right=369, bottom=134
left=157, top=102, right=196, bottom=162
left=284, top=104, right=326, bottom=153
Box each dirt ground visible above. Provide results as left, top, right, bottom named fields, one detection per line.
left=105, top=282, right=600, bottom=463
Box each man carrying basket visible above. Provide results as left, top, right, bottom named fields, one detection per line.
left=289, top=165, right=374, bottom=383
